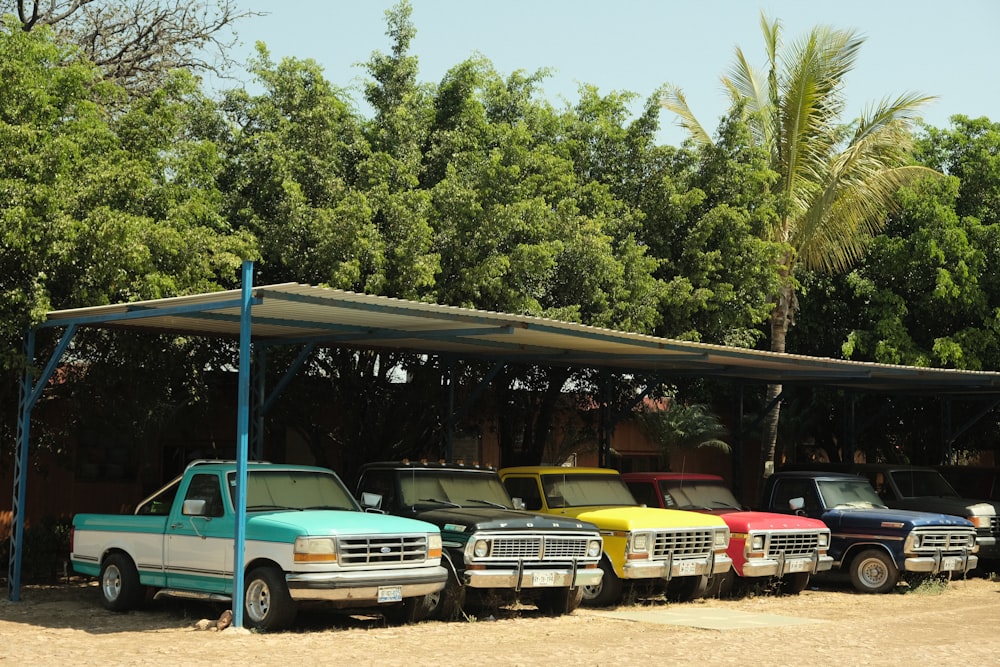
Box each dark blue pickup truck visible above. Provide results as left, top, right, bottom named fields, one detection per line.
left=761, top=471, right=978, bottom=593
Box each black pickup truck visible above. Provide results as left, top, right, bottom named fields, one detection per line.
left=355, top=461, right=604, bottom=619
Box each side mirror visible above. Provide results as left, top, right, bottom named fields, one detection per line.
left=512, top=497, right=526, bottom=511
left=182, top=499, right=207, bottom=516
left=360, top=491, right=383, bottom=510
left=788, top=497, right=805, bottom=511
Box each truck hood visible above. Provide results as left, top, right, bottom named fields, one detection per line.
left=246, top=509, right=438, bottom=540
left=887, top=497, right=999, bottom=517
left=720, top=510, right=828, bottom=533
left=413, top=507, right=597, bottom=533
left=555, top=505, right=726, bottom=531
left=820, top=507, right=975, bottom=532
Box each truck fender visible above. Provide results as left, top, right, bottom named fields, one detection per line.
left=839, top=542, right=899, bottom=570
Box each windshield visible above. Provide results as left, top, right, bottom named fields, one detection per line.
left=398, top=470, right=513, bottom=509
left=817, top=479, right=887, bottom=509
left=659, top=480, right=741, bottom=510
left=230, top=469, right=359, bottom=511
left=890, top=470, right=959, bottom=498
left=540, top=473, right=637, bottom=508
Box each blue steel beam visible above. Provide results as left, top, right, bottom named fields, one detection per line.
left=232, top=261, right=253, bottom=628
left=9, top=323, right=76, bottom=601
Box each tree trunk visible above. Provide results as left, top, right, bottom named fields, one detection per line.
left=759, top=280, right=795, bottom=478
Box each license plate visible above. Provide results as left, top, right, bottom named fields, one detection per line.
left=941, top=557, right=960, bottom=571
left=786, top=559, right=807, bottom=572
left=676, top=560, right=698, bottom=576
left=377, top=586, right=402, bottom=603
left=533, top=571, right=556, bottom=587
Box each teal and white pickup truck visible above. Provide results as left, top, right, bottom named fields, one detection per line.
left=70, top=460, right=447, bottom=630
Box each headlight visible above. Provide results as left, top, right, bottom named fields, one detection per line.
left=428, top=534, right=442, bottom=558
left=630, top=532, right=649, bottom=553
left=587, top=539, right=603, bottom=558
left=911, top=534, right=922, bottom=549
left=818, top=532, right=830, bottom=548
left=968, top=534, right=978, bottom=549
left=715, top=528, right=730, bottom=548
left=750, top=534, right=765, bottom=551
left=473, top=539, right=490, bottom=558
left=294, top=536, right=337, bottom=563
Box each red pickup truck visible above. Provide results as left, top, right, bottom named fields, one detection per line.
left=622, top=472, right=833, bottom=595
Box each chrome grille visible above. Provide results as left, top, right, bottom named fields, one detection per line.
left=989, top=516, right=1000, bottom=536
left=651, top=530, right=714, bottom=559
left=765, top=532, right=823, bottom=559
left=490, top=536, right=543, bottom=559
left=337, top=534, right=427, bottom=565
left=913, top=528, right=975, bottom=552
left=475, top=534, right=596, bottom=562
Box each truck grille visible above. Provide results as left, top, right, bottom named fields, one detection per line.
left=990, top=516, right=1000, bottom=537
left=337, top=534, right=427, bottom=565
left=477, top=534, right=596, bottom=562
left=651, top=530, right=715, bottom=559
left=912, top=527, right=975, bottom=552
left=765, top=532, right=823, bottom=559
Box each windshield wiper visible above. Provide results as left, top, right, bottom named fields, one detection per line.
left=417, top=497, right=461, bottom=508
left=246, top=504, right=299, bottom=511
left=302, top=505, right=354, bottom=511
left=464, top=498, right=509, bottom=509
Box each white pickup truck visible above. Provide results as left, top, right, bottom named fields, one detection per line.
left=70, top=460, right=447, bottom=630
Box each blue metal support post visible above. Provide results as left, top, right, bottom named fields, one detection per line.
left=232, top=260, right=254, bottom=627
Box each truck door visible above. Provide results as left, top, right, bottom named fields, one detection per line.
left=165, top=472, right=233, bottom=593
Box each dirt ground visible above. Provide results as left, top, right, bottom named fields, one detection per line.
left=2, top=575, right=999, bottom=666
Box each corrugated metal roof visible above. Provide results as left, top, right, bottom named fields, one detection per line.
left=43, top=282, right=1000, bottom=395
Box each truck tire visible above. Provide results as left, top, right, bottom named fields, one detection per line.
left=422, top=558, right=465, bottom=621
left=704, top=570, right=735, bottom=598
left=244, top=566, right=297, bottom=631
left=849, top=549, right=899, bottom=594
left=536, top=586, right=583, bottom=616
left=665, top=574, right=709, bottom=602
left=100, top=553, right=145, bottom=612
left=778, top=572, right=810, bottom=595
left=580, top=558, right=621, bottom=607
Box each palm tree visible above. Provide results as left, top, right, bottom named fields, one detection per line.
left=661, top=13, right=938, bottom=481
left=635, top=401, right=730, bottom=469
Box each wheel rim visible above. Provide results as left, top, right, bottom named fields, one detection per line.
left=246, top=578, right=271, bottom=623
left=858, top=557, right=889, bottom=588
left=102, top=563, right=122, bottom=602
left=580, top=579, right=603, bottom=600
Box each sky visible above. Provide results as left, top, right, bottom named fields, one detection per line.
left=220, top=0, right=999, bottom=146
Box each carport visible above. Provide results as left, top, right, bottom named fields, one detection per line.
left=10, top=261, right=1000, bottom=624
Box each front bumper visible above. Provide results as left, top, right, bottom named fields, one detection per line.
left=741, top=552, right=834, bottom=578
left=286, top=565, right=448, bottom=602
left=974, top=534, right=998, bottom=559
left=622, top=552, right=732, bottom=580
left=903, top=551, right=978, bottom=574
left=464, top=564, right=603, bottom=589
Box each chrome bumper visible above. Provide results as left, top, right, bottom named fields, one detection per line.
left=622, top=552, right=732, bottom=580
left=286, top=565, right=448, bottom=602
left=464, top=565, right=603, bottom=589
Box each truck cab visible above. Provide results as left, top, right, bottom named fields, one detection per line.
left=622, top=471, right=832, bottom=595
left=355, top=461, right=604, bottom=619
left=498, top=466, right=731, bottom=606
left=761, top=470, right=978, bottom=593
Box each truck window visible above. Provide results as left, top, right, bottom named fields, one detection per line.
left=772, top=479, right=819, bottom=512
left=234, top=469, right=358, bottom=511
left=185, top=473, right=225, bottom=517
left=359, top=469, right=397, bottom=510
left=135, top=478, right=180, bottom=516
left=625, top=481, right=659, bottom=508
left=502, top=477, right=542, bottom=511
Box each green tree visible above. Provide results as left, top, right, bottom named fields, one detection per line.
left=662, top=13, right=936, bottom=479
left=0, top=22, right=255, bottom=462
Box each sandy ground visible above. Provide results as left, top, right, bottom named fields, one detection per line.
left=2, top=575, right=999, bottom=666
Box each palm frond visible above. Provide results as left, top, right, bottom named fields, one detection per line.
left=659, top=84, right=712, bottom=146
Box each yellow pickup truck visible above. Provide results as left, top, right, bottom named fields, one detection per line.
left=499, top=466, right=731, bottom=606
